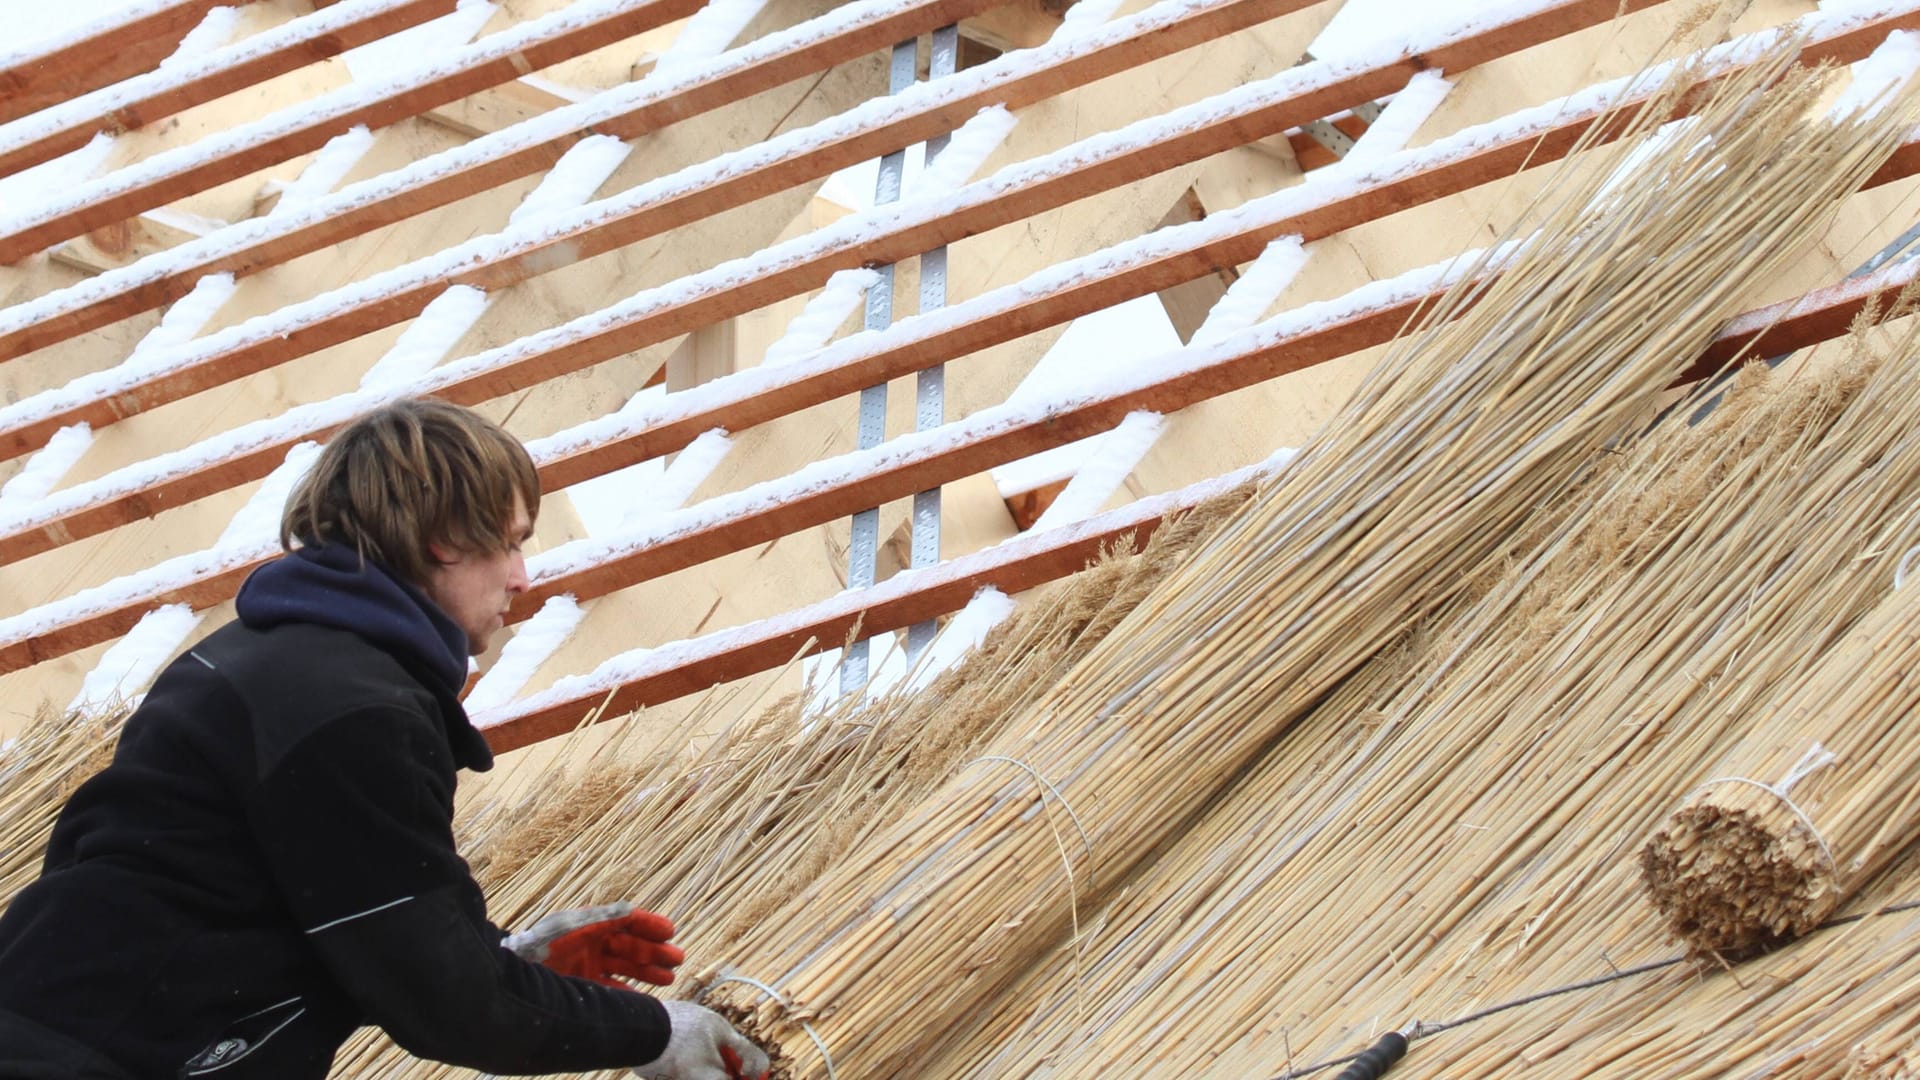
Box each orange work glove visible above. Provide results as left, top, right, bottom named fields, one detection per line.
left=503, top=902, right=686, bottom=987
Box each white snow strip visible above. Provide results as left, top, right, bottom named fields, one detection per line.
left=0, top=0, right=453, bottom=161
left=475, top=455, right=1289, bottom=730
left=508, top=133, right=633, bottom=229
left=343, top=0, right=496, bottom=85
left=0, top=424, right=92, bottom=512
left=1339, top=68, right=1452, bottom=170
left=652, top=0, right=773, bottom=81
left=268, top=126, right=377, bottom=218
left=129, top=273, right=238, bottom=365
left=1191, top=235, right=1309, bottom=347
left=161, top=5, right=242, bottom=69
left=358, top=285, right=492, bottom=390
left=464, top=594, right=585, bottom=711
left=69, top=603, right=201, bottom=712
left=1833, top=28, right=1920, bottom=117
left=918, top=105, right=1017, bottom=195
left=566, top=385, right=667, bottom=539
left=908, top=586, right=1015, bottom=691
left=1028, top=411, right=1165, bottom=532
left=762, top=268, right=880, bottom=366
left=0, top=538, right=276, bottom=645
left=623, top=428, right=733, bottom=531
left=216, top=441, right=320, bottom=549
left=0, top=133, right=115, bottom=232
left=1057, top=0, right=1131, bottom=37
left=2, top=0, right=194, bottom=69
left=142, top=206, right=227, bottom=235
left=1312, top=0, right=1541, bottom=63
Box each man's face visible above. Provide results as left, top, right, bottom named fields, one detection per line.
left=421, top=496, right=532, bottom=656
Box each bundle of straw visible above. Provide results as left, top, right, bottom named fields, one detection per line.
left=329, top=488, right=1250, bottom=1078
left=0, top=702, right=128, bottom=911
left=1639, top=523, right=1920, bottom=955
left=694, top=40, right=1920, bottom=1079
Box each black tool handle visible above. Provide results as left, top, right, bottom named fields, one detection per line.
left=1331, top=1031, right=1409, bottom=1080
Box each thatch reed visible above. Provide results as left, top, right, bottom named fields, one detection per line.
left=691, top=39, right=1919, bottom=1080
left=326, top=484, right=1250, bottom=1078
left=0, top=701, right=128, bottom=912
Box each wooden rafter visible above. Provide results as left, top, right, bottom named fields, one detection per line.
left=0, top=0, right=1705, bottom=469
left=0, top=0, right=1282, bottom=362
left=0, top=0, right=258, bottom=126
left=1, top=249, right=1911, bottom=674
left=0, top=3, right=1903, bottom=566
left=0, top=0, right=712, bottom=263
left=0, top=0, right=463, bottom=179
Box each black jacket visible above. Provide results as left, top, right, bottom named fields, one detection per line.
left=0, top=545, right=669, bottom=1078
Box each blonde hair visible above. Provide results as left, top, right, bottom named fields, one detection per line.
left=281, top=398, right=540, bottom=585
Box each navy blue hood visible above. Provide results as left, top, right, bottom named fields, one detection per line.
left=236, top=544, right=469, bottom=696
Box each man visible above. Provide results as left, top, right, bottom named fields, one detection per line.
left=0, top=398, right=769, bottom=1080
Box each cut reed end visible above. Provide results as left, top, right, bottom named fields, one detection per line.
left=1639, top=784, right=1840, bottom=956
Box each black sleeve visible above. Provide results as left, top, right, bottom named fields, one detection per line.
left=247, top=707, right=671, bottom=1072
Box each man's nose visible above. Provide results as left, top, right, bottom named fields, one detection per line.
left=507, top=551, right=530, bottom=593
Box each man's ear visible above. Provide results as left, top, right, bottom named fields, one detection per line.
left=426, top=540, right=457, bottom=566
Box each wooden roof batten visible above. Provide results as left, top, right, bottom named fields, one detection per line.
left=0, top=0, right=467, bottom=179
left=0, top=0, right=718, bottom=265
left=0, top=1, right=1905, bottom=570
left=2, top=233, right=1914, bottom=675
left=0, top=0, right=265, bottom=126
left=0, top=0, right=1015, bottom=360
left=476, top=249, right=1920, bottom=751
left=0, top=0, right=1697, bottom=473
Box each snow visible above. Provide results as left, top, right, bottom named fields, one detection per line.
left=621, top=428, right=732, bottom=531
left=1, top=0, right=189, bottom=69
left=651, top=0, right=771, bottom=82
left=464, top=594, right=585, bottom=711
left=215, top=441, right=319, bottom=548
left=0, top=134, right=115, bottom=232
left=1832, top=28, right=1920, bottom=118
left=1056, top=0, right=1131, bottom=37
left=507, top=134, right=632, bottom=229
left=1337, top=68, right=1451, bottom=171
left=358, top=285, right=492, bottom=390
left=1191, top=235, right=1309, bottom=347
left=69, top=603, right=201, bottom=713
left=342, top=0, right=497, bottom=85
left=1028, top=410, right=1165, bottom=532
left=267, top=126, right=377, bottom=218
left=762, top=268, right=880, bottom=367
left=0, top=424, right=93, bottom=512
left=918, top=105, right=1018, bottom=195
left=565, top=385, right=666, bottom=538
left=1311, top=0, right=1546, bottom=63
left=128, top=273, right=237, bottom=366
left=910, top=586, right=1015, bottom=690
left=160, top=5, right=242, bottom=69
left=474, top=452, right=1288, bottom=731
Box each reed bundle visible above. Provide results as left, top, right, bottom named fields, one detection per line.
left=327, top=487, right=1250, bottom=1078
left=919, top=301, right=1920, bottom=1077
left=1639, top=508, right=1920, bottom=954
left=689, top=40, right=1920, bottom=1079
left=0, top=701, right=127, bottom=912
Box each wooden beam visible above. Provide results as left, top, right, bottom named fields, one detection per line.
left=0, top=0, right=254, bottom=126
left=0, top=0, right=1104, bottom=360
left=0, top=0, right=462, bottom=179
left=2, top=248, right=1908, bottom=674
left=0, top=0, right=710, bottom=263
left=0, top=0, right=1699, bottom=462
left=0, top=6, right=1908, bottom=564
left=476, top=476, right=1204, bottom=754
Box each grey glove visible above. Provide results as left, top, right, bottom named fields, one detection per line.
left=632, top=1001, right=770, bottom=1080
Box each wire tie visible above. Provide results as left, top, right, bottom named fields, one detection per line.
left=704, top=969, right=837, bottom=1080
left=1691, top=742, right=1839, bottom=874
left=962, top=755, right=1093, bottom=859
